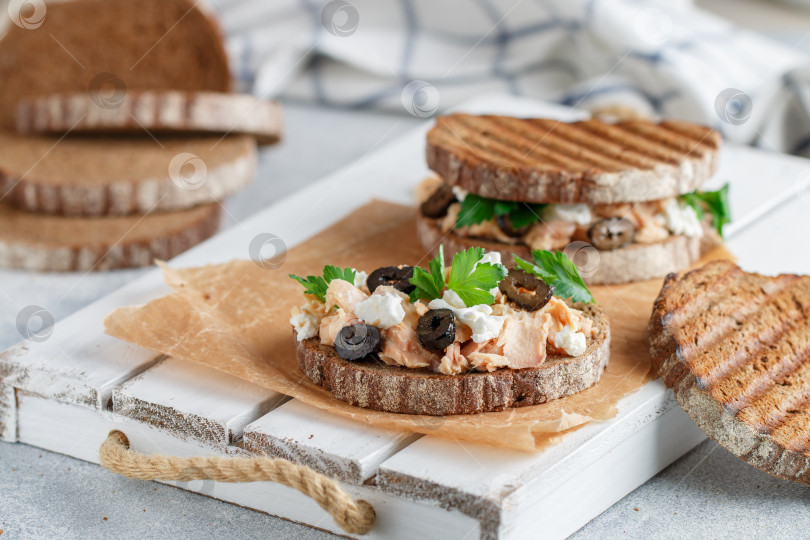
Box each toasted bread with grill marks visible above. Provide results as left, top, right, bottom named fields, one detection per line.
left=416, top=211, right=720, bottom=285
left=649, top=260, right=810, bottom=484
left=295, top=303, right=610, bottom=416
left=427, top=114, right=721, bottom=204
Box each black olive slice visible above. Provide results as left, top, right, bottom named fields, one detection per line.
left=334, top=324, right=381, bottom=361
left=420, top=184, right=457, bottom=218
left=367, top=265, right=416, bottom=295
left=496, top=214, right=531, bottom=238
left=417, top=309, right=456, bottom=352
left=587, top=218, right=636, bottom=250
left=498, top=268, right=553, bottom=312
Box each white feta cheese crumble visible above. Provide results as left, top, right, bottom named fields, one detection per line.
left=429, top=290, right=504, bottom=343
left=662, top=199, right=704, bottom=238
left=355, top=289, right=406, bottom=328
left=451, top=185, right=468, bottom=202
left=541, top=204, right=592, bottom=225
left=290, top=311, right=319, bottom=341
left=353, top=269, right=368, bottom=289
left=553, top=325, right=587, bottom=357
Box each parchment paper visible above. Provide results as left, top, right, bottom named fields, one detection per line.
left=104, top=200, right=732, bottom=452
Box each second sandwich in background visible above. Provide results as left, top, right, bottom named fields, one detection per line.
left=417, top=113, right=731, bottom=285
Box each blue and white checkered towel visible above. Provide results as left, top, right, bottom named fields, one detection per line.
left=208, top=0, right=810, bottom=155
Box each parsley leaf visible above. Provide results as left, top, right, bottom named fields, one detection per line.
left=289, top=265, right=357, bottom=302
left=409, top=245, right=446, bottom=302
left=409, top=245, right=508, bottom=306
left=679, top=183, right=730, bottom=237
left=455, top=194, right=545, bottom=230
left=447, top=247, right=508, bottom=307
left=514, top=250, right=594, bottom=304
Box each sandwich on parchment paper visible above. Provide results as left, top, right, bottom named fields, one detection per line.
left=289, top=246, right=610, bottom=416
left=649, top=260, right=810, bottom=484
left=417, top=113, right=731, bottom=285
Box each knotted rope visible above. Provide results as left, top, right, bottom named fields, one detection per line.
left=99, top=431, right=375, bottom=535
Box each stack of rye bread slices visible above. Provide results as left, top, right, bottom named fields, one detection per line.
left=0, top=0, right=283, bottom=272
left=417, top=113, right=723, bottom=285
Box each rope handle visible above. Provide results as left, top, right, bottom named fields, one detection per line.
left=99, top=431, right=375, bottom=535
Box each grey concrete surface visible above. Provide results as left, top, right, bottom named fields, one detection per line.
left=1, top=103, right=809, bottom=539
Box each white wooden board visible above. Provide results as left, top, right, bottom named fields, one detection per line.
left=113, top=356, right=288, bottom=447
left=3, top=94, right=809, bottom=539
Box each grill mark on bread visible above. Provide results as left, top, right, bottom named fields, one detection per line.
left=729, top=336, right=810, bottom=429
left=649, top=261, right=810, bottom=483
left=714, top=316, right=810, bottom=413
left=678, top=281, right=810, bottom=385
left=489, top=116, right=631, bottom=172
left=574, top=121, right=684, bottom=164
left=670, top=274, right=798, bottom=362
left=451, top=115, right=593, bottom=171
left=659, top=120, right=721, bottom=150
left=533, top=120, right=661, bottom=170
left=621, top=121, right=711, bottom=157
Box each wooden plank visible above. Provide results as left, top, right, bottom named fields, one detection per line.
left=243, top=400, right=420, bottom=484
left=376, top=381, right=704, bottom=539
left=16, top=392, right=481, bottom=539
left=112, top=357, right=288, bottom=447
left=0, top=383, right=15, bottom=442
left=0, top=300, right=164, bottom=409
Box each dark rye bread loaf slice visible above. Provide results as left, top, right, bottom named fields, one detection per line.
left=295, top=303, right=610, bottom=416
left=16, top=92, right=284, bottom=146
left=0, top=0, right=230, bottom=129
left=0, top=202, right=220, bottom=272
left=416, top=211, right=720, bottom=285
left=0, top=131, right=256, bottom=216
left=427, top=114, right=721, bottom=204
left=649, top=260, right=810, bottom=484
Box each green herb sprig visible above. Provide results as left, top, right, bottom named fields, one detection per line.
left=289, top=266, right=357, bottom=302
left=514, top=250, right=594, bottom=304
left=679, top=183, right=730, bottom=237
left=456, top=194, right=546, bottom=229
left=409, top=246, right=508, bottom=307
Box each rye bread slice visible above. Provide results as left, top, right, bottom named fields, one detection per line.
left=0, top=131, right=256, bottom=216
left=427, top=114, right=721, bottom=204
left=0, top=202, right=220, bottom=272
left=295, top=303, right=610, bottom=416
left=649, top=260, right=810, bottom=484
left=416, top=211, right=720, bottom=285
left=16, top=92, right=283, bottom=145
left=0, top=0, right=230, bottom=129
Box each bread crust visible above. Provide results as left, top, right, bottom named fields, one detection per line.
left=16, top=92, right=283, bottom=145
left=648, top=261, right=810, bottom=484
left=0, top=133, right=256, bottom=217
left=416, top=212, right=719, bottom=285
left=294, top=303, right=610, bottom=416
left=0, top=203, right=221, bottom=272
left=427, top=114, right=721, bottom=204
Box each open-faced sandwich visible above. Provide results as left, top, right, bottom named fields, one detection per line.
left=289, top=246, right=610, bottom=415
left=417, top=113, right=731, bottom=285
